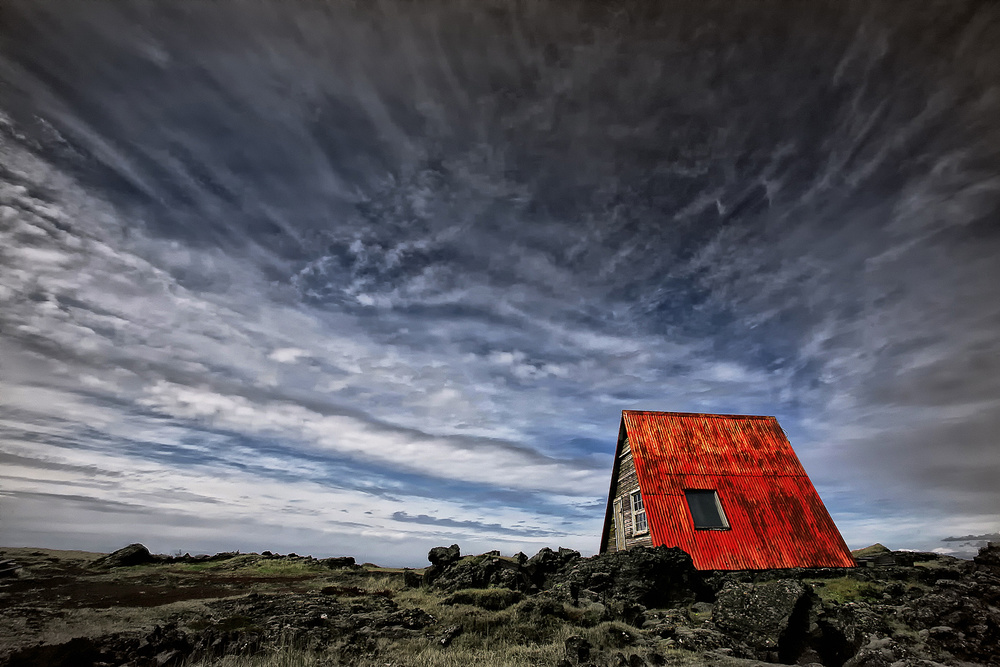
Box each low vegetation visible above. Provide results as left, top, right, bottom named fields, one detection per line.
left=1, top=542, right=998, bottom=667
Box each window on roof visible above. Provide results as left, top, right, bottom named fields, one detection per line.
left=630, top=490, right=648, bottom=534
left=684, top=489, right=730, bottom=530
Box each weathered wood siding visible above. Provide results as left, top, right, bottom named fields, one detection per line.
left=607, top=438, right=652, bottom=552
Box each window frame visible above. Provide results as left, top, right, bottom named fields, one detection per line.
left=683, top=489, right=730, bottom=530
left=630, top=490, right=648, bottom=535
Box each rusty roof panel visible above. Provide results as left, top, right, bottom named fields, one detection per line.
left=619, top=410, right=854, bottom=570
left=623, top=411, right=807, bottom=478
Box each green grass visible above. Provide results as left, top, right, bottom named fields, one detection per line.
left=850, top=544, right=891, bottom=558
left=442, top=588, right=524, bottom=611
left=162, top=556, right=326, bottom=576
left=913, top=558, right=952, bottom=570
left=2, top=547, right=743, bottom=667
left=186, top=642, right=716, bottom=667
left=363, top=565, right=427, bottom=574
left=809, top=577, right=883, bottom=603
left=245, top=561, right=324, bottom=576
left=183, top=618, right=676, bottom=667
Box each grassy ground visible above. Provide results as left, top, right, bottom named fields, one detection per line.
left=14, top=546, right=945, bottom=667
left=806, top=576, right=884, bottom=604
left=0, top=547, right=386, bottom=656
left=4, top=548, right=661, bottom=667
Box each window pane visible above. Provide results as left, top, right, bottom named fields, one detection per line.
left=631, top=491, right=644, bottom=512
left=684, top=490, right=729, bottom=529
left=634, top=510, right=648, bottom=533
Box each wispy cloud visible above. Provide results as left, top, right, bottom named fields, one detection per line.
left=2, top=0, right=999, bottom=562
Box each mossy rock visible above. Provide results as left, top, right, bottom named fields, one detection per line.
left=851, top=544, right=891, bottom=558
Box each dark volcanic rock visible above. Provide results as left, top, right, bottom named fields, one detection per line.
left=548, top=546, right=702, bottom=609
left=974, top=541, right=1000, bottom=569
left=564, top=634, right=591, bottom=663
left=428, top=544, right=461, bottom=566
left=900, top=565, right=1000, bottom=664
left=426, top=553, right=533, bottom=592
left=424, top=544, right=699, bottom=605
left=714, top=579, right=814, bottom=662
left=525, top=546, right=580, bottom=580
left=92, top=543, right=156, bottom=568
left=402, top=568, right=422, bottom=588
left=8, top=543, right=1000, bottom=667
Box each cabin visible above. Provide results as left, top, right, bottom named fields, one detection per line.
left=599, top=410, right=855, bottom=570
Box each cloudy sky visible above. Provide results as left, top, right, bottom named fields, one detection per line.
left=1, top=0, right=998, bottom=565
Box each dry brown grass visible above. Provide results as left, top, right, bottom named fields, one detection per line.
left=2, top=548, right=722, bottom=667
left=185, top=639, right=719, bottom=667
left=0, top=598, right=217, bottom=656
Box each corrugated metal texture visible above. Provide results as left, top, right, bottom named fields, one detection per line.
left=623, top=411, right=807, bottom=480
left=622, top=411, right=855, bottom=570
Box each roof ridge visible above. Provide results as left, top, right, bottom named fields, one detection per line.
left=622, top=410, right=775, bottom=420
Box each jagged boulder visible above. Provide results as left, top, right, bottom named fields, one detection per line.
left=521, top=547, right=581, bottom=586
left=92, top=543, right=156, bottom=568
left=548, top=546, right=701, bottom=608
left=842, top=636, right=910, bottom=667
left=713, top=579, right=812, bottom=662
left=428, top=544, right=461, bottom=566
left=426, top=553, right=533, bottom=592
left=319, top=556, right=356, bottom=569
left=974, top=542, right=1000, bottom=569
left=526, top=547, right=581, bottom=575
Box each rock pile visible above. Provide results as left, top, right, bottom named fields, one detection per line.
left=420, top=541, right=1000, bottom=666
left=547, top=545, right=702, bottom=609
left=91, top=543, right=156, bottom=568
left=423, top=544, right=536, bottom=592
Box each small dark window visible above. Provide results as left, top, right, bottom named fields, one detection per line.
left=684, top=490, right=729, bottom=530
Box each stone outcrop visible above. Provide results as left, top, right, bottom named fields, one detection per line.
left=424, top=550, right=534, bottom=592
left=973, top=541, right=1000, bottom=569
left=548, top=545, right=703, bottom=609
left=422, top=543, right=701, bottom=609
left=91, top=544, right=156, bottom=568
left=318, top=556, right=357, bottom=569
left=713, top=579, right=812, bottom=662
left=427, top=544, right=461, bottom=566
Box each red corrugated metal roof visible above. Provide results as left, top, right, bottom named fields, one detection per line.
left=616, top=410, right=854, bottom=570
